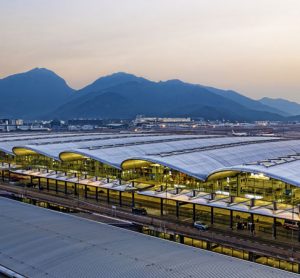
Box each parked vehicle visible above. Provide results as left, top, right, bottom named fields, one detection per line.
left=194, top=221, right=209, bottom=231
left=132, top=207, right=147, bottom=216
left=283, top=220, right=299, bottom=230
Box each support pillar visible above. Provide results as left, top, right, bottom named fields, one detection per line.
left=250, top=213, right=254, bottom=224
left=176, top=201, right=179, bottom=218
left=272, top=217, right=277, bottom=239
left=119, top=191, right=122, bottom=206
left=64, top=181, right=67, bottom=195
left=55, top=179, right=58, bottom=193
left=107, top=189, right=110, bottom=203
left=210, top=207, right=214, bottom=225
left=74, top=183, right=77, bottom=196
left=96, top=187, right=98, bottom=201
left=249, top=252, right=255, bottom=262
left=192, top=190, right=196, bottom=197
left=192, top=204, right=196, bottom=222
left=230, top=210, right=233, bottom=229
left=160, top=198, right=164, bottom=216
left=237, top=174, right=241, bottom=196
left=206, top=242, right=212, bottom=251
left=38, top=177, right=41, bottom=190
left=131, top=191, right=135, bottom=207
left=84, top=185, right=87, bottom=198
left=46, top=178, right=49, bottom=191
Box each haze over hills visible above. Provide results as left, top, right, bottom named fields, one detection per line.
left=259, top=97, right=300, bottom=116
left=53, top=73, right=283, bottom=121
left=207, top=88, right=289, bottom=116
left=0, top=68, right=299, bottom=121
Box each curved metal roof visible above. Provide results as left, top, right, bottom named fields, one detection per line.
left=60, top=136, right=278, bottom=172
left=3, top=132, right=300, bottom=186
left=62, top=137, right=300, bottom=185
left=127, top=139, right=300, bottom=183
left=209, top=159, right=300, bottom=187
left=13, top=134, right=213, bottom=160
left=0, top=132, right=115, bottom=154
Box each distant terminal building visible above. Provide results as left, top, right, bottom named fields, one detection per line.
left=133, top=116, right=194, bottom=131
left=68, top=118, right=104, bottom=126
left=0, top=118, right=24, bottom=132
left=0, top=118, right=23, bottom=126
left=1, top=132, right=300, bottom=272
left=134, top=115, right=192, bottom=125
left=0, top=118, right=50, bottom=132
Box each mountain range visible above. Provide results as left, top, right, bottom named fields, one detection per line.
left=0, top=68, right=299, bottom=121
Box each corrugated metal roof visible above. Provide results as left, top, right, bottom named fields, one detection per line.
left=16, top=134, right=214, bottom=160
left=2, top=133, right=300, bottom=186
left=0, top=197, right=297, bottom=278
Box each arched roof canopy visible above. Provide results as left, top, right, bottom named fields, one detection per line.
left=121, top=158, right=206, bottom=181
left=207, top=166, right=300, bottom=188
left=12, top=146, right=59, bottom=161
left=59, top=151, right=122, bottom=170
left=206, top=170, right=240, bottom=180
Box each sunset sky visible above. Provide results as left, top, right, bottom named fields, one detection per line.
left=1, top=0, right=300, bottom=101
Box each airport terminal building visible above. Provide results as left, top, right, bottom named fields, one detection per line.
left=1, top=132, right=300, bottom=271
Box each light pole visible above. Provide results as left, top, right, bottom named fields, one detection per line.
left=291, top=188, right=294, bottom=259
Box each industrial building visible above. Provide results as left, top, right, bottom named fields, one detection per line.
left=1, top=132, right=300, bottom=268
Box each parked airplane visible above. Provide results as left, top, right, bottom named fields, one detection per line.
left=232, top=130, right=248, bottom=136
left=258, top=133, right=276, bottom=137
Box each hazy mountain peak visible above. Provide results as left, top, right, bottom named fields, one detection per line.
left=1, top=67, right=64, bottom=82
left=261, top=96, right=297, bottom=103
left=0, top=67, right=74, bottom=119
left=108, top=71, right=138, bottom=78
left=29, top=67, right=51, bottom=73
left=163, top=79, right=186, bottom=85
left=259, top=97, right=300, bottom=116
left=98, top=71, right=149, bottom=82
left=78, top=71, right=151, bottom=94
